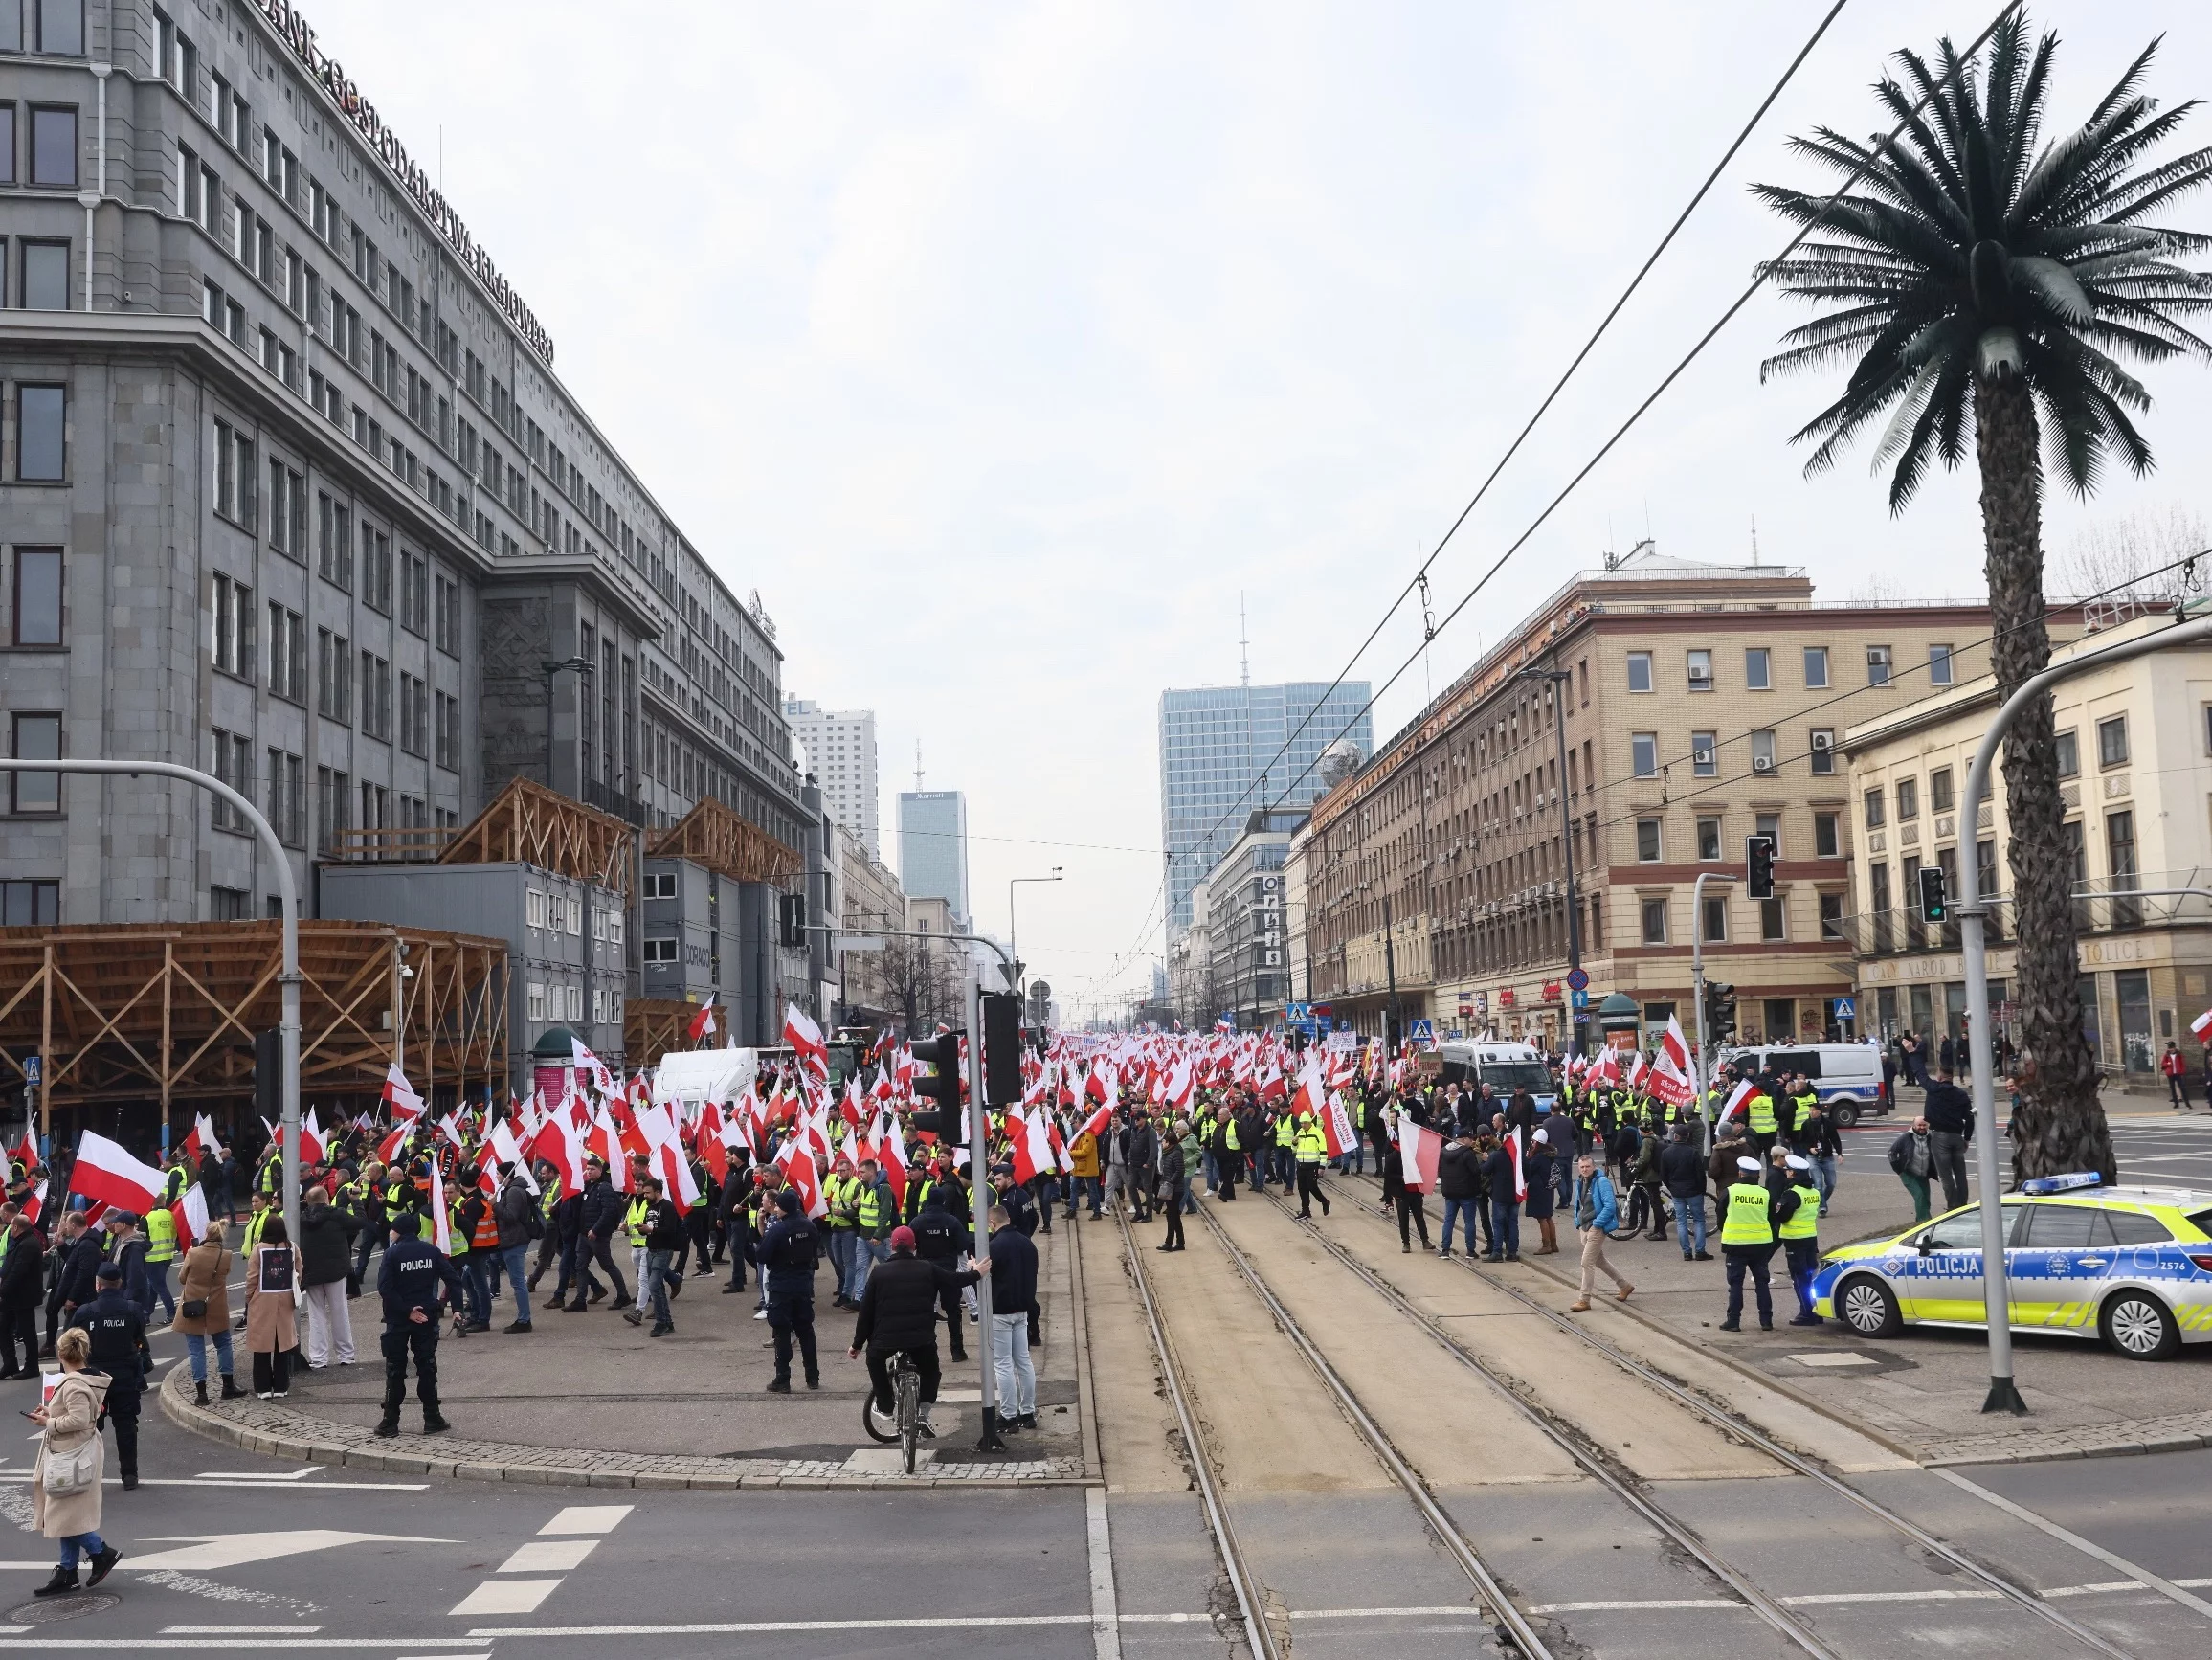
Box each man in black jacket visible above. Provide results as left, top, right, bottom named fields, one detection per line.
left=632, top=1175, right=684, bottom=1338
left=753, top=1189, right=821, bottom=1392
left=375, top=1212, right=466, bottom=1437
left=298, top=1187, right=359, bottom=1367
left=984, top=1204, right=1038, bottom=1430
left=0, top=1209, right=45, bottom=1378
left=1660, top=1122, right=1712, bottom=1260
left=908, top=1186, right=972, bottom=1362
left=1921, top=1069, right=1976, bottom=1211
left=68, top=1262, right=150, bottom=1488
left=848, top=1223, right=985, bottom=1436
left=563, top=1155, right=630, bottom=1312
left=1436, top=1134, right=1483, bottom=1258
left=49, top=1212, right=103, bottom=1357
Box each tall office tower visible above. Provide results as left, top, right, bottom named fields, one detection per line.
left=1159, top=682, right=1373, bottom=935
left=785, top=699, right=881, bottom=856
left=898, top=791, right=970, bottom=926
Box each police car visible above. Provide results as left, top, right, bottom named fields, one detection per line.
left=1811, top=1173, right=2212, bottom=1360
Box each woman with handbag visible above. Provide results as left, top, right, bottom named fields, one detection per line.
left=31, top=1326, right=122, bottom=1595
left=243, top=1215, right=301, bottom=1399
left=174, top=1223, right=243, bottom=1406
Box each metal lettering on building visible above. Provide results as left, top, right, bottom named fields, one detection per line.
left=254, top=0, right=555, bottom=364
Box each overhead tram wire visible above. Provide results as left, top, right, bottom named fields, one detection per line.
left=1155, top=0, right=1861, bottom=896
left=1236, top=0, right=2032, bottom=830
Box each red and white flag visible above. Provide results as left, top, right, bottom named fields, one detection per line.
left=179, top=1113, right=218, bottom=1163
left=427, top=1154, right=451, bottom=1253
left=1715, top=1078, right=1757, bottom=1129
left=377, top=1118, right=416, bottom=1167
left=298, top=1108, right=328, bottom=1166
left=783, top=1003, right=828, bottom=1076
left=1647, top=1017, right=1696, bottom=1109
left=69, top=1131, right=165, bottom=1215
left=1322, top=1091, right=1355, bottom=1161
left=688, top=996, right=718, bottom=1044
left=1398, top=1119, right=1442, bottom=1193
left=2193, top=1006, right=2212, bottom=1043
left=525, top=1114, right=583, bottom=1194
left=1076, top=1101, right=1113, bottom=1142
left=1011, top=1106, right=1056, bottom=1187
left=171, top=1183, right=212, bottom=1248
left=21, top=1177, right=48, bottom=1227
left=774, top=1136, right=827, bottom=1219
left=383, top=1063, right=426, bottom=1121
left=1506, top=1129, right=1527, bottom=1202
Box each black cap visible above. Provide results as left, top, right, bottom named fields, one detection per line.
left=95, top=1262, right=123, bottom=1282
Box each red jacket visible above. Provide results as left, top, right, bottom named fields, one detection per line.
left=2161, top=1050, right=2186, bottom=1078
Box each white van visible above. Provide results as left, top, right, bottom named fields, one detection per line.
left=1716, top=1042, right=1888, bottom=1127
left=1436, top=1042, right=1559, bottom=1113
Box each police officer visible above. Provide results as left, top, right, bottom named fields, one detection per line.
left=1717, top=1154, right=1799, bottom=1333
left=1294, top=1109, right=1332, bottom=1219
left=1779, top=1154, right=1824, bottom=1327
left=374, top=1211, right=463, bottom=1437
left=67, top=1262, right=150, bottom=1489
left=751, top=1189, right=820, bottom=1393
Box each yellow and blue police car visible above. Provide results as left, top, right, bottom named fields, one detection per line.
left=1812, top=1173, right=2212, bottom=1360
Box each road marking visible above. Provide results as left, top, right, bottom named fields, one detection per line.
left=160, top=1628, right=325, bottom=1636
left=1932, top=1469, right=2212, bottom=1624
left=1781, top=1590, right=2001, bottom=1605
left=193, top=1467, right=325, bottom=1480
left=496, top=1540, right=595, bottom=1574
left=1528, top=1601, right=1743, bottom=1614
left=0, top=1644, right=491, bottom=1651
left=467, top=1618, right=1103, bottom=1636
left=1787, top=1352, right=1878, bottom=1368
left=124, top=1532, right=456, bottom=1571
left=536, top=1505, right=631, bottom=1535
left=1087, top=1488, right=1121, bottom=1660
left=449, top=1581, right=563, bottom=1617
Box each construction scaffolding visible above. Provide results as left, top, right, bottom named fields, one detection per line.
left=0, top=921, right=507, bottom=1140
left=624, top=997, right=701, bottom=1070
left=441, top=774, right=637, bottom=895
left=648, top=796, right=802, bottom=886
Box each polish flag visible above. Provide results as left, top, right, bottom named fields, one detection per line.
left=1506, top=1129, right=1527, bottom=1202
left=874, top=1114, right=909, bottom=1207
left=1648, top=1017, right=1697, bottom=1109
left=7, top=1131, right=34, bottom=1174
left=783, top=1003, right=828, bottom=1075
left=1076, top=1101, right=1113, bottom=1142
left=1084, top=1064, right=1114, bottom=1106
left=526, top=1115, right=583, bottom=1194
left=21, top=1178, right=48, bottom=1228
left=69, top=1131, right=165, bottom=1216
left=591, top=1111, right=631, bottom=1192
left=1322, top=1092, right=1355, bottom=1161
left=688, top=996, right=718, bottom=1043
left=1398, top=1119, right=1441, bottom=1193
left=1011, top=1106, right=1056, bottom=1186
left=170, top=1183, right=212, bottom=1249
left=571, top=1039, right=616, bottom=1099
left=383, top=1064, right=426, bottom=1121
left=427, top=1153, right=452, bottom=1253
left=1049, top=1118, right=1073, bottom=1175
left=178, top=1114, right=212, bottom=1163
left=775, top=1137, right=827, bottom=1219
left=378, top=1116, right=417, bottom=1167
left=699, top=1112, right=730, bottom=1186
left=435, top=1112, right=467, bottom=1154
left=2193, top=1006, right=2212, bottom=1043
left=1715, top=1078, right=1758, bottom=1130
left=298, top=1108, right=328, bottom=1166
left=488, top=1119, right=539, bottom=1195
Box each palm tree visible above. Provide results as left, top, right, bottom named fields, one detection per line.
left=1756, top=15, right=2212, bottom=1181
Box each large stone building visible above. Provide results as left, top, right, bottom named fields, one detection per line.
left=1843, top=610, right=2210, bottom=1085
left=1304, top=549, right=2079, bottom=1052
left=833, top=819, right=906, bottom=1027
left=1196, top=808, right=1303, bottom=1030
left=0, top=5, right=806, bottom=936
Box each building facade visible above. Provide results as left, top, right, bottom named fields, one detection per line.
left=833, top=819, right=905, bottom=1027
left=0, top=4, right=807, bottom=1016
left=1842, top=612, right=2212, bottom=1084
left=786, top=698, right=879, bottom=856
left=897, top=789, right=968, bottom=925
left=1304, top=550, right=2077, bottom=1052
left=1159, top=680, right=1372, bottom=937
left=1197, top=809, right=1302, bottom=1029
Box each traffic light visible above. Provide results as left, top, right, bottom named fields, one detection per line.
left=254, top=1027, right=282, bottom=1123
left=778, top=891, right=807, bottom=949
left=1746, top=834, right=1776, bottom=901
left=980, top=992, right=1022, bottom=1106
left=1705, top=980, right=1737, bottom=1042
left=1918, top=864, right=1948, bottom=924
left=908, top=1031, right=965, bottom=1143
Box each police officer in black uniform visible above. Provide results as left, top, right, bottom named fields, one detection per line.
left=374, top=1211, right=464, bottom=1437
left=67, top=1261, right=150, bottom=1490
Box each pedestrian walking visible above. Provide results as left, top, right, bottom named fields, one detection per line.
left=298, top=1187, right=358, bottom=1369
left=1921, top=1068, right=1974, bottom=1211
left=563, top=1154, right=631, bottom=1312
left=1888, top=1116, right=1936, bottom=1223
left=629, top=1175, right=683, bottom=1338
left=172, top=1223, right=242, bottom=1404
left=243, top=1215, right=301, bottom=1398
left=1568, top=1155, right=1633, bottom=1312
left=374, top=1211, right=461, bottom=1437
left=754, top=1189, right=821, bottom=1393
left=493, top=1163, right=539, bottom=1334
left=0, top=1208, right=43, bottom=1378
left=1156, top=1121, right=1190, bottom=1251
left=65, top=1263, right=148, bottom=1491
left=30, top=1327, right=122, bottom=1598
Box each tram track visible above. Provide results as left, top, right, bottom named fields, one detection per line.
left=1295, top=1167, right=2138, bottom=1660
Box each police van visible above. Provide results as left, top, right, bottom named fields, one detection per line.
left=1436, top=1042, right=1558, bottom=1113
left=1715, top=1042, right=1887, bottom=1127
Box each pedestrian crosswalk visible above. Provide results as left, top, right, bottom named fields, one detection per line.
left=446, top=1504, right=630, bottom=1617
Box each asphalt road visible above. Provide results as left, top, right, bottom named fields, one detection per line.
left=1833, top=1107, right=2212, bottom=1203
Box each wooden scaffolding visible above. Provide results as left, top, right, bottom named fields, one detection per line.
left=624, top=998, right=701, bottom=1069
left=647, top=796, right=802, bottom=886
left=438, top=774, right=637, bottom=895
left=0, top=921, right=507, bottom=1139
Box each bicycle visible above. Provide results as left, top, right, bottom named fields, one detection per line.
left=860, top=1350, right=925, bottom=1473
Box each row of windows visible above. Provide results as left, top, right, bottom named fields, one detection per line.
left=1634, top=809, right=1842, bottom=864
left=1, top=1, right=85, bottom=57
left=1625, top=642, right=1950, bottom=696
left=1627, top=726, right=1836, bottom=781
left=0, top=99, right=78, bottom=189
left=527, top=982, right=619, bottom=1025
left=1859, top=715, right=2146, bottom=830
left=1635, top=890, right=1845, bottom=946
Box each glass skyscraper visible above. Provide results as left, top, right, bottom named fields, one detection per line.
left=898, top=790, right=970, bottom=924
left=1159, top=682, right=1373, bottom=934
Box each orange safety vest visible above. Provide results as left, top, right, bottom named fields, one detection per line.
left=471, top=1200, right=500, bottom=1252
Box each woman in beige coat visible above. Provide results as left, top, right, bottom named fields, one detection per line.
left=173, top=1223, right=243, bottom=1406
left=31, top=1327, right=122, bottom=1595
left=243, top=1215, right=301, bottom=1398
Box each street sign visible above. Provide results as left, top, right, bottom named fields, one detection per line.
left=1408, top=1018, right=1435, bottom=1043
left=1286, top=1002, right=1310, bottom=1021
left=833, top=933, right=884, bottom=953
left=22, top=1057, right=38, bottom=1086
left=1572, top=989, right=1589, bottom=1010
left=1566, top=967, right=1590, bottom=993
left=1834, top=996, right=1857, bottom=1021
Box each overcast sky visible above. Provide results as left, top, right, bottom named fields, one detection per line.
left=309, top=0, right=2212, bottom=1020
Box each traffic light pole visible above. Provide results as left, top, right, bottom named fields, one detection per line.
left=1955, top=612, right=2212, bottom=1417
left=965, top=966, right=1004, bottom=1451
left=1689, top=870, right=1733, bottom=1161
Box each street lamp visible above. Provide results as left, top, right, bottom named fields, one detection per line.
left=542, top=656, right=592, bottom=794
left=1008, top=868, right=1063, bottom=1000
left=1515, top=664, right=1584, bottom=1057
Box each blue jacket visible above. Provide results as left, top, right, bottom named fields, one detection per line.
left=987, top=1224, right=1038, bottom=1317
left=377, top=1235, right=464, bottom=1326
left=1571, top=1171, right=1620, bottom=1233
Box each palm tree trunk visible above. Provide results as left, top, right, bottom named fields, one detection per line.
left=1974, top=373, right=2114, bottom=1184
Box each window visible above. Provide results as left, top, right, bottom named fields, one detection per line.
left=1895, top=776, right=1918, bottom=820
left=1814, top=811, right=1840, bottom=859
left=2097, top=714, right=2129, bottom=769
left=1928, top=766, right=1954, bottom=813
left=316, top=628, right=350, bottom=723
left=566, top=894, right=584, bottom=936
left=1929, top=642, right=1955, bottom=685
left=1866, top=644, right=1892, bottom=686
left=1692, top=817, right=1720, bottom=862
left=29, top=105, right=76, bottom=188
left=2055, top=728, right=2079, bottom=778
left=265, top=750, right=305, bottom=845
left=399, top=550, right=428, bottom=635
left=1634, top=818, right=1663, bottom=863
left=10, top=711, right=60, bottom=813
left=266, top=603, right=304, bottom=702
left=526, top=982, right=547, bottom=1022
left=212, top=420, right=256, bottom=527
left=1686, top=648, right=1713, bottom=690
left=315, top=765, right=350, bottom=854
left=1631, top=732, right=1659, bottom=778
left=361, top=526, right=392, bottom=614
left=434, top=689, right=459, bottom=771
left=1760, top=897, right=1786, bottom=942
left=1641, top=898, right=1668, bottom=944
left=17, top=384, right=64, bottom=480
left=1819, top=892, right=1844, bottom=940
left=317, top=494, right=352, bottom=589
left=38, top=0, right=83, bottom=55
left=11, top=547, right=60, bottom=644
left=399, top=673, right=427, bottom=756
left=1869, top=863, right=1891, bottom=950
left=1691, top=731, right=1717, bottom=777
left=21, top=240, right=69, bottom=310
left=1755, top=812, right=1781, bottom=856
left=1803, top=645, right=1829, bottom=688
left=1747, top=729, right=1776, bottom=773
left=525, top=888, right=547, bottom=931
left=434, top=572, right=459, bottom=655
left=209, top=572, right=251, bottom=673
left=0, top=104, right=11, bottom=182
left=1977, top=838, right=2001, bottom=941
left=645, top=870, right=677, bottom=900
left=0, top=880, right=58, bottom=925
left=643, top=937, right=679, bottom=965
left=1702, top=895, right=1727, bottom=942
left=1864, top=787, right=1886, bottom=829
left=1625, top=651, right=1653, bottom=694
left=209, top=885, right=250, bottom=922
left=1809, top=727, right=1836, bottom=775
left=267, top=460, right=304, bottom=557
left=1745, top=647, right=1772, bottom=690
left=209, top=728, right=252, bottom=830
left=2109, top=809, right=2140, bottom=929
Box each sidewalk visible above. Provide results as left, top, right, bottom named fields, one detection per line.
left=161, top=1220, right=1099, bottom=1488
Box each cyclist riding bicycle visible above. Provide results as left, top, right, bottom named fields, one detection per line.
left=847, top=1224, right=988, bottom=1437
